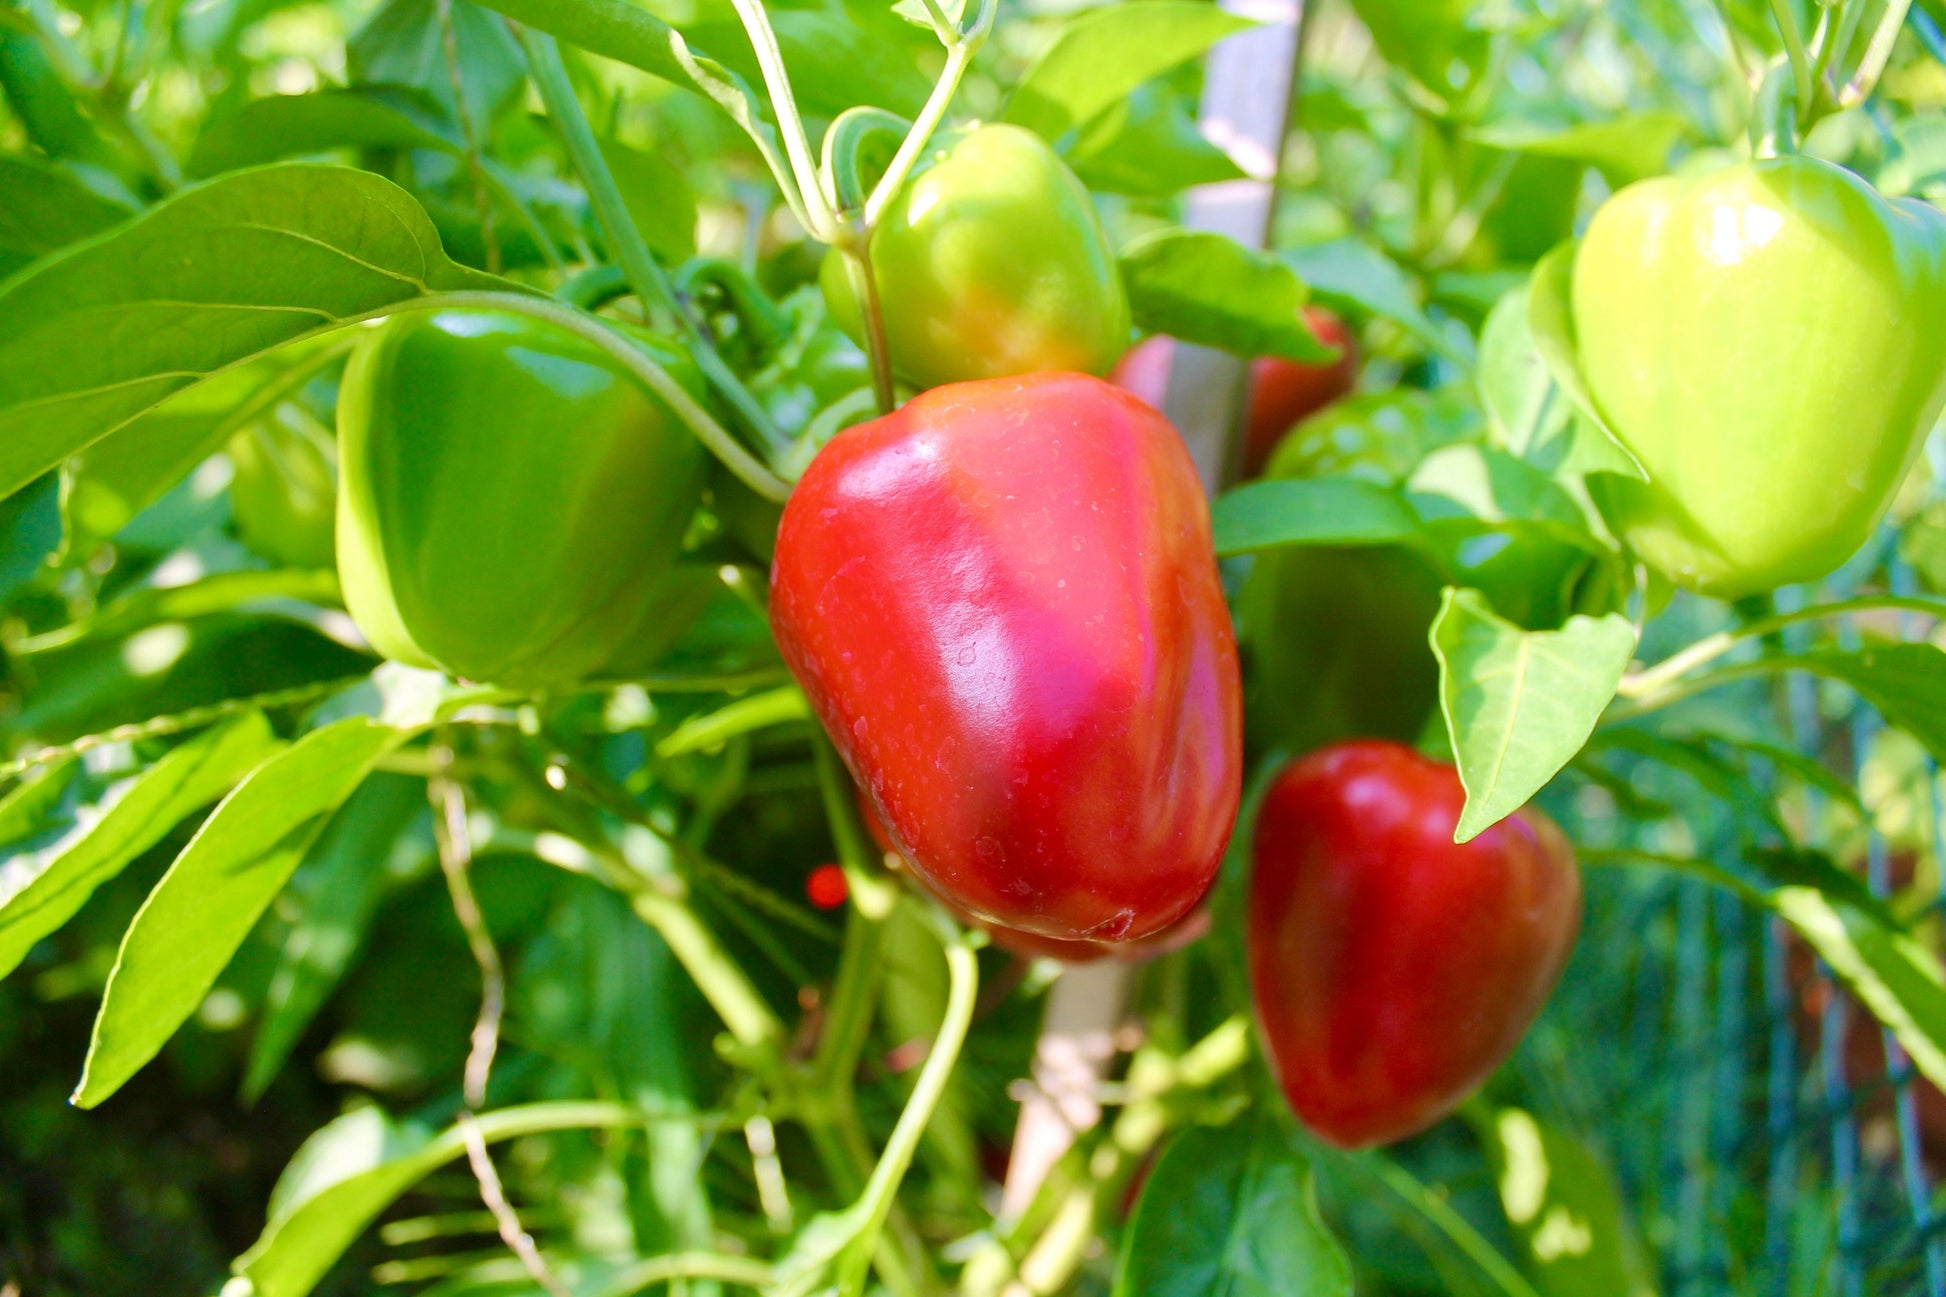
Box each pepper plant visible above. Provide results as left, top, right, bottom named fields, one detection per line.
left=4, top=0, right=1946, bottom=1292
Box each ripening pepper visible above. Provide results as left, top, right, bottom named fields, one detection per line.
left=820, top=124, right=1130, bottom=391
left=1574, top=156, right=1946, bottom=598
left=336, top=310, right=705, bottom=688
left=771, top=372, right=1241, bottom=944
left=1250, top=741, right=1581, bottom=1148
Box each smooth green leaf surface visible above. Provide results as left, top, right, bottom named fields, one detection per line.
left=1433, top=588, right=1637, bottom=842
left=1212, top=477, right=1423, bottom=556
left=1068, top=85, right=1245, bottom=198
left=234, top=1102, right=641, bottom=1297
left=1003, top=0, right=1252, bottom=142
left=1773, top=886, right=1946, bottom=1093
left=693, top=7, right=931, bottom=120
left=73, top=717, right=406, bottom=1106
left=1121, top=229, right=1332, bottom=364
left=1474, top=113, right=1689, bottom=186
left=1407, top=443, right=1593, bottom=536
left=243, top=773, right=425, bottom=1101
left=187, top=87, right=455, bottom=179
left=0, top=712, right=281, bottom=979
left=0, top=163, right=510, bottom=503
left=1524, top=244, right=1646, bottom=481
left=347, top=0, right=525, bottom=130
left=0, top=155, right=137, bottom=267
left=58, top=333, right=352, bottom=560
left=1485, top=1108, right=1655, bottom=1297
left=1478, top=283, right=1571, bottom=456
left=1283, top=238, right=1449, bottom=353
left=600, top=138, right=700, bottom=263
left=1797, top=642, right=1946, bottom=765
left=0, top=760, right=79, bottom=845
left=0, top=33, right=117, bottom=165
left=1114, top=1118, right=1352, bottom=1297
left=16, top=568, right=345, bottom=654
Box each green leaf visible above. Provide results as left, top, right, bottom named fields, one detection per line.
left=57, top=334, right=352, bottom=561
left=599, top=138, right=699, bottom=263
left=3, top=617, right=369, bottom=749
left=1003, top=0, right=1253, bottom=143
left=0, top=471, right=61, bottom=604
left=243, top=773, right=425, bottom=1101
left=1407, top=443, right=1594, bottom=537
left=1878, top=115, right=1946, bottom=199
left=0, top=712, right=283, bottom=979
left=1211, top=477, right=1423, bottom=556
left=233, top=1102, right=642, bottom=1297
left=347, top=0, right=525, bottom=131
left=1433, top=587, right=1637, bottom=843
left=0, top=33, right=117, bottom=165
left=1473, top=112, right=1690, bottom=188
left=1114, top=1117, right=1353, bottom=1297
left=1701, top=733, right=1870, bottom=819
left=1483, top=1108, right=1656, bottom=1297
left=1772, top=885, right=1946, bottom=1094
left=1525, top=244, right=1646, bottom=482
left=15, top=568, right=345, bottom=655
left=0, top=163, right=512, bottom=504
left=1121, top=229, right=1332, bottom=364
left=1477, top=282, right=1570, bottom=457
left=1067, top=85, right=1245, bottom=199
left=0, top=155, right=137, bottom=266
left=0, top=757, right=79, bottom=843
left=470, top=0, right=688, bottom=85
left=694, top=7, right=931, bottom=120
left=1281, top=238, right=1451, bottom=355
left=186, top=86, right=455, bottom=180
left=655, top=685, right=809, bottom=759
left=1797, top=643, right=1946, bottom=765
left=72, top=716, right=409, bottom=1107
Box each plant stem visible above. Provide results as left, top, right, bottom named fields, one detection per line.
left=516, top=26, right=790, bottom=460
left=861, top=0, right=996, bottom=230
left=591, top=1252, right=777, bottom=1296
left=627, top=885, right=786, bottom=1058
left=838, top=246, right=898, bottom=415
left=727, top=0, right=839, bottom=239
left=804, top=1120, right=931, bottom=1297
left=1614, top=592, right=1943, bottom=702
left=1839, top=0, right=1914, bottom=105
left=1771, top=0, right=1818, bottom=118
left=1604, top=658, right=1790, bottom=723
left=810, top=734, right=898, bottom=1090
left=835, top=917, right=980, bottom=1296
left=430, top=740, right=575, bottom=1297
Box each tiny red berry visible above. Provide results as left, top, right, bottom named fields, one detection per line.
left=806, top=864, right=850, bottom=910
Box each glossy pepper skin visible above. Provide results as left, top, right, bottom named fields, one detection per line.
left=854, top=789, right=1107, bottom=963
left=772, top=372, right=1241, bottom=944
left=337, top=310, right=705, bottom=688
left=1111, top=307, right=1359, bottom=479
left=819, top=124, right=1130, bottom=391
left=1250, top=741, right=1581, bottom=1148
left=1574, top=156, right=1946, bottom=598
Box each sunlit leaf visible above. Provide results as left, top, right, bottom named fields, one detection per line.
left=1433, top=587, right=1637, bottom=842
